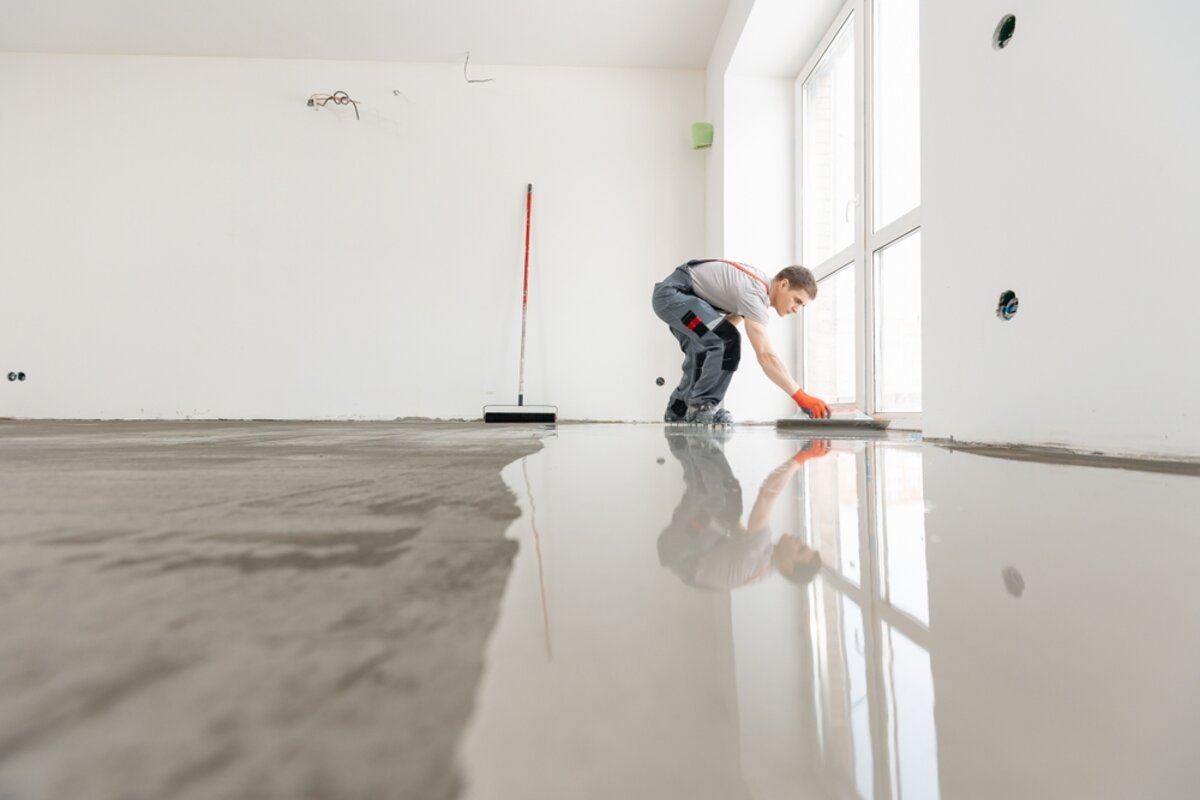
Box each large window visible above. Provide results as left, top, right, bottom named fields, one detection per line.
left=799, top=0, right=922, bottom=419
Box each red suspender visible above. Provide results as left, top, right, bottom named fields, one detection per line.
left=712, top=259, right=770, bottom=294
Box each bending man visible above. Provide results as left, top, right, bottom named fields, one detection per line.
left=651, top=258, right=830, bottom=424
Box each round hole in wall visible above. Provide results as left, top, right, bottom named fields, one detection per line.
left=6, top=372, right=15, bottom=382
left=997, top=290, right=1019, bottom=320
left=655, top=376, right=665, bottom=386
left=993, top=14, right=1017, bottom=49
left=17, top=372, right=26, bottom=381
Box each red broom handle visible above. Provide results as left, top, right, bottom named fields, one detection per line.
left=518, top=183, right=532, bottom=406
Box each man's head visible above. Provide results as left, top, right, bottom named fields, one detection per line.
left=770, top=266, right=818, bottom=316
left=771, top=534, right=823, bottom=586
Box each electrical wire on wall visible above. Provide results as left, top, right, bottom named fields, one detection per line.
left=463, top=51, right=494, bottom=84
left=307, top=91, right=361, bottom=120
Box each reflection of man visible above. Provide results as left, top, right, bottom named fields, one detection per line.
left=657, top=432, right=830, bottom=591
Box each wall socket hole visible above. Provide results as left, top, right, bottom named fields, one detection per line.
left=997, top=290, right=1019, bottom=320
left=994, top=14, right=1017, bottom=49
left=17, top=372, right=26, bottom=381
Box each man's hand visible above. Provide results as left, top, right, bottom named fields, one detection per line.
left=792, top=389, right=830, bottom=419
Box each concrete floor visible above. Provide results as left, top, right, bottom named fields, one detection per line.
left=0, top=421, right=544, bottom=800
left=2, top=421, right=1199, bottom=799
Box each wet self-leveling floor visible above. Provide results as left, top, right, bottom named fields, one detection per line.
left=1, top=421, right=1197, bottom=799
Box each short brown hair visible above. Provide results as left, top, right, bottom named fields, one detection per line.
left=773, top=265, right=818, bottom=299
left=778, top=550, right=823, bottom=586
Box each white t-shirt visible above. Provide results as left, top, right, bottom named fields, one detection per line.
left=685, top=259, right=772, bottom=326
left=691, top=527, right=775, bottom=590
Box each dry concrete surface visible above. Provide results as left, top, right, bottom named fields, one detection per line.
left=0, top=420, right=546, bottom=800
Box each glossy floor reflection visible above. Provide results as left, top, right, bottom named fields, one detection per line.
left=457, top=424, right=1200, bottom=800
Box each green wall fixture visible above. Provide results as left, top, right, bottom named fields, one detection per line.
left=691, top=122, right=714, bottom=150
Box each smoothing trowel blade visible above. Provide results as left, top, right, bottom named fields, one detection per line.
left=776, top=409, right=890, bottom=429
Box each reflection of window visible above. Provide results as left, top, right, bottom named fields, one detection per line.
left=876, top=446, right=928, bottom=624
left=805, top=265, right=857, bottom=405
left=807, top=450, right=861, bottom=584
left=844, top=598, right=874, bottom=798
left=812, top=587, right=874, bottom=798
left=882, top=625, right=940, bottom=800
left=805, top=443, right=938, bottom=800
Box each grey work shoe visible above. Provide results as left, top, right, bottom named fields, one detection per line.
left=685, top=403, right=734, bottom=426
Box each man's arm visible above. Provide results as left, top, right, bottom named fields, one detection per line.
left=743, top=319, right=830, bottom=418
left=746, top=456, right=802, bottom=532
left=746, top=442, right=832, bottom=531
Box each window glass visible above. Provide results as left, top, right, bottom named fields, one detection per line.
left=804, top=264, right=857, bottom=404
left=802, top=17, right=856, bottom=266
left=873, top=0, right=921, bottom=228
left=875, top=233, right=922, bottom=412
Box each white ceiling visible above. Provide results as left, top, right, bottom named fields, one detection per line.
left=0, top=0, right=731, bottom=69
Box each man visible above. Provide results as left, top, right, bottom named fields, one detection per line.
left=656, top=431, right=829, bottom=591
left=651, top=259, right=830, bottom=425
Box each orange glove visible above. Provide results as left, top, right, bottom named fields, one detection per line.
left=793, top=439, right=831, bottom=464
left=791, top=389, right=830, bottom=419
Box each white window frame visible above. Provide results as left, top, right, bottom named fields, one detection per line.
left=796, top=0, right=923, bottom=427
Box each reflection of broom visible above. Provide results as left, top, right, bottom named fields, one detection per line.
left=522, top=456, right=553, bottom=661
left=484, top=184, right=558, bottom=423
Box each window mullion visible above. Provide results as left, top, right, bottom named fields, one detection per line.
left=858, top=0, right=875, bottom=415
left=811, top=245, right=857, bottom=281
left=868, top=207, right=922, bottom=254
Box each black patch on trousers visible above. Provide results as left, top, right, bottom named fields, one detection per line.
left=681, top=311, right=710, bottom=337
left=714, top=320, right=741, bottom=371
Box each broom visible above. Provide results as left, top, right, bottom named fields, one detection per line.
left=484, top=183, right=558, bottom=423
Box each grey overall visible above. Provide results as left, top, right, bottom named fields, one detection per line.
left=651, top=262, right=742, bottom=416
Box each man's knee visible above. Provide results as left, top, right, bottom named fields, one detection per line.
left=714, top=320, right=741, bottom=371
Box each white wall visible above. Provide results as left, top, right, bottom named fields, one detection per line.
left=720, top=75, right=800, bottom=421
left=922, top=1, right=1200, bottom=458
left=704, top=0, right=797, bottom=424
left=0, top=53, right=705, bottom=420
left=704, top=0, right=754, bottom=257
left=705, top=0, right=850, bottom=423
